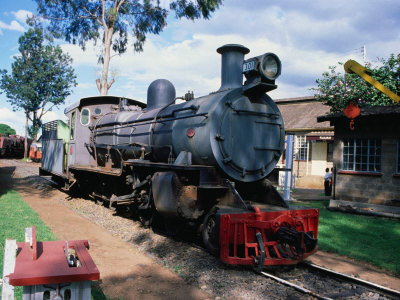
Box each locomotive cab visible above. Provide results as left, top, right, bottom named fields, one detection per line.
left=64, top=96, right=146, bottom=168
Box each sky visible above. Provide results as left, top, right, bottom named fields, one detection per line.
left=0, top=0, right=399, bottom=135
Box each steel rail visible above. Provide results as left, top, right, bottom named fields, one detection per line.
left=259, top=271, right=333, bottom=300
left=301, top=261, right=400, bottom=299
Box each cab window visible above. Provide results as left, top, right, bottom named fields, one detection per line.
left=80, top=108, right=90, bottom=126
left=70, top=111, right=76, bottom=140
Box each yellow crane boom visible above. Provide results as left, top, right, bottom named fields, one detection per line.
left=344, top=59, right=400, bottom=103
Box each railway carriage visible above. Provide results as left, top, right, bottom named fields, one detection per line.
left=40, top=44, right=319, bottom=269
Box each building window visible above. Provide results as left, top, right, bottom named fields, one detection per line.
left=397, top=139, right=400, bottom=174
left=343, top=138, right=381, bottom=172
left=327, top=142, right=333, bottom=162
left=295, top=135, right=308, bottom=161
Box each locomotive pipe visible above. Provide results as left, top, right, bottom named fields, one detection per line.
left=94, top=112, right=207, bottom=132
left=217, top=44, right=250, bottom=91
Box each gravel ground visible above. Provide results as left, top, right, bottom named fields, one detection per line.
left=2, top=159, right=321, bottom=299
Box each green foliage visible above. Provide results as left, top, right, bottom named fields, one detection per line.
left=0, top=21, right=77, bottom=140
left=28, top=123, right=40, bottom=140
left=35, top=0, right=221, bottom=55
left=294, top=201, right=400, bottom=275
left=312, top=54, right=400, bottom=112
left=34, top=0, right=222, bottom=94
left=0, top=124, right=16, bottom=135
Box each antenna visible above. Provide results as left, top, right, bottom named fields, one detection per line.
left=353, top=46, right=366, bottom=64
left=362, top=45, right=366, bottom=64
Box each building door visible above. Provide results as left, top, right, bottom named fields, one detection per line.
left=310, top=142, right=327, bottom=175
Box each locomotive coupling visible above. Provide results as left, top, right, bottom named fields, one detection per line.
left=275, top=227, right=318, bottom=255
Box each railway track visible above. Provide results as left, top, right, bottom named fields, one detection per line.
left=261, top=262, right=400, bottom=300
left=192, top=236, right=400, bottom=300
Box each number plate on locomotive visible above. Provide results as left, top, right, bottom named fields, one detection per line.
left=243, top=60, right=255, bottom=72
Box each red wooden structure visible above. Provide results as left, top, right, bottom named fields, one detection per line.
left=3, top=226, right=99, bottom=299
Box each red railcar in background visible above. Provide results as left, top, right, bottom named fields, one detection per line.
left=0, top=134, right=31, bottom=158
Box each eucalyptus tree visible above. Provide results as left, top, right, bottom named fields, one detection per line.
left=34, top=0, right=222, bottom=95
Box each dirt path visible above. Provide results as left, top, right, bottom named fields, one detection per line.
left=1, top=162, right=209, bottom=300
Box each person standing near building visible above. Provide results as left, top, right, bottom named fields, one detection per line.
left=324, top=168, right=332, bottom=196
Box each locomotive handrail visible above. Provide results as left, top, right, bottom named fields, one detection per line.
left=94, top=112, right=208, bottom=134
left=92, top=142, right=171, bottom=152
left=92, top=142, right=174, bottom=164
left=230, top=108, right=279, bottom=119
left=171, top=105, right=199, bottom=115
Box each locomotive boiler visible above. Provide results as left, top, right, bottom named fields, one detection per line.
left=40, top=44, right=319, bottom=269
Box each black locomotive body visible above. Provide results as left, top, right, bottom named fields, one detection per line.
left=40, top=44, right=319, bottom=268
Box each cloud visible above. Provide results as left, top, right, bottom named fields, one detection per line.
left=0, top=20, right=25, bottom=34
left=60, top=43, right=100, bottom=67
left=12, top=10, right=33, bottom=24
left=0, top=9, right=33, bottom=35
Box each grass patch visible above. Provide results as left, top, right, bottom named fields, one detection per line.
left=294, top=200, right=400, bottom=275
left=0, top=189, right=111, bottom=299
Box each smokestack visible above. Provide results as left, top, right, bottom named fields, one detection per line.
left=217, top=44, right=250, bottom=91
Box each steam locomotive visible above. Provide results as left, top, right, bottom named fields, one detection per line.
left=40, top=44, right=319, bottom=269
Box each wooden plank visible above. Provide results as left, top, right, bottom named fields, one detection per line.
left=329, top=200, right=400, bottom=219
left=2, top=239, right=17, bottom=300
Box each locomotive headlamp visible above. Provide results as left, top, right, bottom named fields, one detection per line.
left=260, top=53, right=281, bottom=80
left=243, top=53, right=281, bottom=81
left=242, top=52, right=281, bottom=96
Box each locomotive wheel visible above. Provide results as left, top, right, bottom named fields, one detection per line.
left=201, top=207, right=220, bottom=256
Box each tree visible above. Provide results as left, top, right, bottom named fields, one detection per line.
left=0, top=124, right=16, bottom=135
left=34, top=0, right=222, bottom=95
left=312, top=54, right=400, bottom=112
left=0, top=23, right=77, bottom=156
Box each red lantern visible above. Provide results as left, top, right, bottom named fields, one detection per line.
left=343, top=102, right=360, bottom=130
